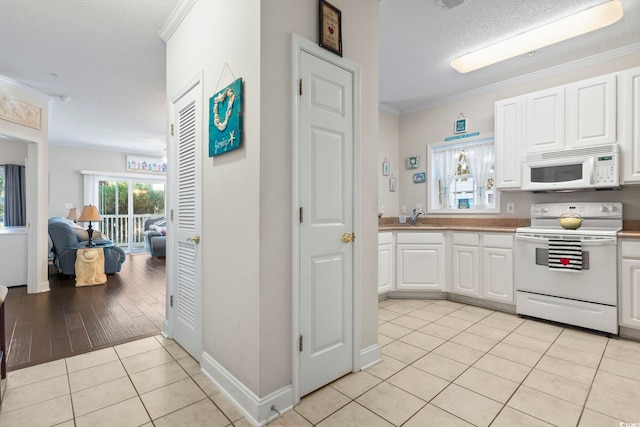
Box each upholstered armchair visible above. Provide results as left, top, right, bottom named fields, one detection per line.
left=143, top=217, right=166, bottom=257
left=48, top=217, right=126, bottom=276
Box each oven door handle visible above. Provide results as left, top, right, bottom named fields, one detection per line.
left=515, top=234, right=617, bottom=246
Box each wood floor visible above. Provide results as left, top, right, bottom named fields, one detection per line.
left=3, top=253, right=166, bottom=371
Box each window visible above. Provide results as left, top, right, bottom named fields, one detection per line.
left=427, top=135, right=499, bottom=213
left=0, top=166, right=4, bottom=225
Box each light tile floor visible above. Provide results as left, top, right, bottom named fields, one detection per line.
left=1, top=299, right=640, bottom=426
left=279, top=299, right=640, bottom=427
left=0, top=335, right=249, bottom=427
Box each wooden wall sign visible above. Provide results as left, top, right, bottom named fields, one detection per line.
left=209, top=78, right=243, bottom=157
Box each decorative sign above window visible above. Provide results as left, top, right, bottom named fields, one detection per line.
left=209, top=78, right=243, bottom=157
left=454, top=114, right=467, bottom=134
left=126, top=155, right=167, bottom=174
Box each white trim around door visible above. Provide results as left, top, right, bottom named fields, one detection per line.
left=290, top=33, right=363, bottom=404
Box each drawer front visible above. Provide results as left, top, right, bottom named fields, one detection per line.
left=621, top=240, right=640, bottom=258
left=378, top=232, right=393, bottom=245
left=453, top=232, right=479, bottom=246
left=396, top=232, right=444, bottom=245
left=483, top=233, right=514, bottom=249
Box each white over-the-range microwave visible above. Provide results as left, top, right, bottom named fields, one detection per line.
left=521, top=143, right=619, bottom=192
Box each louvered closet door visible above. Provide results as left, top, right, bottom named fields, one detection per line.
left=171, top=76, right=203, bottom=361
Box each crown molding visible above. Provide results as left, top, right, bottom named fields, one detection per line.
left=403, top=42, right=640, bottom=115
left=0, top=74, right=51, bottom=101
left=158, top=0, right=197, bottom=42
left=378, top=103, right=401, bottom=116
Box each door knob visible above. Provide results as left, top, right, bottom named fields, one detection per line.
left=341, top=232, right=355, bottom=243
left=187, top=235, right=200, bottom=244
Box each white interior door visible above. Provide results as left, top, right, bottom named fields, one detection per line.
left=170, top=75, right=203, bottom=361
left=299, top=50, right=354, bottom=397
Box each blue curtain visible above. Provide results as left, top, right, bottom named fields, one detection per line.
left=4, top=164, right=26, bottom=226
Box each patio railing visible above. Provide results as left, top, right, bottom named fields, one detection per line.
left=98, top=214, right=157, bottom=252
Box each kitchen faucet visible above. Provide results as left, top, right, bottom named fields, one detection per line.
left=411, top=208, right=426, bottom=225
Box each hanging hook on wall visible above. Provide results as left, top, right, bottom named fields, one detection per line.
left=214, top=63, right=238, bottom=93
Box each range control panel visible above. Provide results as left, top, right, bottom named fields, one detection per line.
left=531, top=202, right=622, bottom=219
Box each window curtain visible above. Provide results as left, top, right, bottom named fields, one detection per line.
left=467, top=142, right=494, bottom=207
left=4, top=164, right=26, bottom=226
left=433, top=147, right=461, bottom=209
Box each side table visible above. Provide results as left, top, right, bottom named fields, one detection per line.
left=72, top=242, right=113, bottom=287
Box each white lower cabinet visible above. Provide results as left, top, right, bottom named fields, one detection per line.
left=378, top=232, right=394, bottom=294
left=482, top=234, right=514, bottom=303
left=620, top=240, right=640, bottom=329
left=379, top=230, right=514, bottom=304
left=452, top=233, right=480, bottom=296
left=450, top=232, right=514, bottom=303
left=396, top=232, right=445, bottom=291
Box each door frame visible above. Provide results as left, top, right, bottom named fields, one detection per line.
left=290, top=33, right=362, bottom=403
left=164, top=71, right=204, bottom=345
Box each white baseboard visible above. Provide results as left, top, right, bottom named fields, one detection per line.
left=201, top=351, right=294, bottom=426
left=161, top=320, right=171, bottom=339
left=359, top=343, right=381, bottom=370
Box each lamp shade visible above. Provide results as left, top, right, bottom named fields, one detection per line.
left=77, top=205, right=102, bottom=222
left=66, top=207, right=79, bottom=221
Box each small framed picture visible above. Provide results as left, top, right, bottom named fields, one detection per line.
left=455, top=117, right=467, bottom=134
left=382, top=160, right=390, bottom=176
left=413, top=172, right=426, bottom=183
left=458, top=198, right=470, bottom=209
left=319, top=0, right=342, bottom=56
left=389, top=176, right=396, bottom=192
left=407, top=155, right=419, bottom=169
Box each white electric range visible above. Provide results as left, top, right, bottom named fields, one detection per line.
left=514, top=202, right=622, bottom=334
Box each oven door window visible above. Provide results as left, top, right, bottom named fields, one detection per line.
left=535, top=248, right=590, bottom=270
left=530, top=164, right=583, bottom=183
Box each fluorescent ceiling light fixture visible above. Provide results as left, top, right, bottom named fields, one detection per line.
left=451, top=0, right=624, bottom=73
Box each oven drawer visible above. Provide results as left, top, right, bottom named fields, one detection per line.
left=516, top=291, right=618, bottom=334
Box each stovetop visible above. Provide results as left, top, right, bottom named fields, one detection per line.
left=516, top=202, right=622, bottom=237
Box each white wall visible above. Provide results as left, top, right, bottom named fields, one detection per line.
left=166, top=0, right=262, bottom=394
left=48, top=145, right=128, bottom=218
left=379, top=110, right=400, bottom=217
left=260, top=0, right=380, bottom=395
left=396, top=52, right=640, bottom=219
left=0, top=139, right=28, bottom=165
left=167, top=0, right=379, bottom=400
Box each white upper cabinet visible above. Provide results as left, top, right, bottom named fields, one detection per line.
left=566, top=74, right=617, bottom=148
left=524, top=87, right=565, bottom=153
left=620, top=66, right=640, bottom=183
left=495, top=97, right=522, bottom=189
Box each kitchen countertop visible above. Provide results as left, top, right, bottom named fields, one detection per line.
left=379, top=218, right=640, bottom=238
left=379, top=217, right=528, bottom=233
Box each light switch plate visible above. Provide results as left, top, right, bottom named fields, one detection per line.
left=506, top=203, right=515, bottom=214
left=416, top=203, right=422, bottom=211
left=400, top=205, right=407, bottom=214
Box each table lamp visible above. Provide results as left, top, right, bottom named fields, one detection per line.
left=77, top=205, right=102, bottom=247
left=66, top=207, right=79, bottom=223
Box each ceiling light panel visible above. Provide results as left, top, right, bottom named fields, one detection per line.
left=451, top=0, right=624, bottom=73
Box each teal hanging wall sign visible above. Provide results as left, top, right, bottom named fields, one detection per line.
left=209, top=77, right=243, bottom=156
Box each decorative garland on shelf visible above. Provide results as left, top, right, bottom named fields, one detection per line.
left=213, top=88, right=235, bottom=131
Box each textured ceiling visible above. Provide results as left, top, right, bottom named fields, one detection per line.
left=0, top=0, right=179, bottom=156
left=380, top=0, right=640, bottom=113
left=1, top=1, right=639, bottom=155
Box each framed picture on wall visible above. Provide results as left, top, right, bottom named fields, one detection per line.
left=382, top=159, right=390, bottom=176
left=319, top=0, right=342, bottom=56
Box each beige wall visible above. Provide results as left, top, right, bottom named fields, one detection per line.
left=379, top=110, right=400, bottom=217
left=0, top=139, right=28, bottom=165
left=167, top=0, right=263, bottom=394
left=167, top=0, right=379, bottom=399
left=395, top=52, right=640, bottom=219
left=48, top=146, right=129, bottom=218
